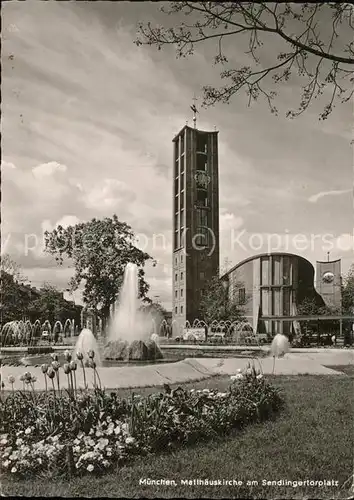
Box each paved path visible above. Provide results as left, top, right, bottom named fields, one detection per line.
left=1, top=350, right=352, bottom=391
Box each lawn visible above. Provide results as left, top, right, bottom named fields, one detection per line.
left=2, top=371, right=353, bottom=499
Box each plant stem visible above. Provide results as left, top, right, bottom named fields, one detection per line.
left=94, top=369, right=102, bottom=390
left=69, top=371, right=74, bottom=397
left=56, top=372, right=60, bottom=394
left=80, top=360, right=87, bottom=390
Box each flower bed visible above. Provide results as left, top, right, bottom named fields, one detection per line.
left=0, top=352, right=285, bottom=479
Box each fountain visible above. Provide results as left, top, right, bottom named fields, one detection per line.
left=103, top=262, right=163, bottom=362
left=74, top=328, right=102, bottom=366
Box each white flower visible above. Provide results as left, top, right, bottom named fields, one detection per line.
left=114, top=426, right=121, bottom=435
left=87, top=464, right=94, bottom=472
left=256, top=374, right=263, bottom=380
left=25, top=427, right=32, bottom=435
left=73, top=446, right=81, bottom=453
left=95, top=430, right=103, bottom=438
left=3, top=460, right=10, bottom=468
left=237, top=368, right=242, bottom=373
left=122, top=423, right=129, bottom=433
left=231, top=373, right=244, bottom=381
left=202, top=388, right=210, bottom=393
left=125, top=437, right=135, bottom=445
left=16, top=438, right=23, bottom=446
left=0, top=438, right=8, bottom=446
left=11, top=467, right=17, bottom=473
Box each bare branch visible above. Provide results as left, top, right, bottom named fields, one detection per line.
left=135, top=1, right=354, bottom=120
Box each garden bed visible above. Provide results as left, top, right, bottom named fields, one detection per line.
left=2, top=373, right=353, bottom=499
left=0, top=352, right=284, bottom=480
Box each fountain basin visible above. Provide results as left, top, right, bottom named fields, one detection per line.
left=103, top=339, right=163, bottom=362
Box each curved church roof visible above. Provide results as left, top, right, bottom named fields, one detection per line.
left=221, top=252, right=314, bottom=280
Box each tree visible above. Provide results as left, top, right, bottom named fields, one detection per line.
left=342, top=264, right=354, bottom=313
left=0, top=254, right=30, bottom=324
left=28, top=283, right=81, bottom=325
left=199, top=273, right=245, bottom=324
left=44, top=215, right=155, bottom=322
left=136, top=2, right=354, bottom=120
left=296, top=296, right=338, bottom=316
left=1, top=253, right=27, bottom=283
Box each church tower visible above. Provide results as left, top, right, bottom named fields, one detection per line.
left=172, top=121, right=220, bottom=334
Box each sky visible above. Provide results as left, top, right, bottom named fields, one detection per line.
left=2, top=1, right=353, bottom=310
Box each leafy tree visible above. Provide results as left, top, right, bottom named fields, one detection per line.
left=136, top=2, right=354, bottom=120
left=28, top=283, right=82, bottom=325
left=199, top=273, right=245, bottom=324
left=44, top=215, right=155, bottom=322
left=296, top=296, right=338, bottom=316
left=342, top=264, right=354, bottom=313
left=0, top=255, right=31, bottom=324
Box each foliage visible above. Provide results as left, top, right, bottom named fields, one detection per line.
left=27, top=283, right=82, bottom=325
left=0, top=254, right=81, bottom=326
left=0, top=360, right=284, bottom=479
left=199, top=272, right=245, bottom=324
left=44, top=215, right=155, bottom=318
left=1, top=255, right=30, bottom=323
left=296, top=296, right=339, bottom=316
left=342, top=264, right=354, bottom=313
left=1, top=254, right=27, bottom=283
left=136, top=2, right=354, bottom=120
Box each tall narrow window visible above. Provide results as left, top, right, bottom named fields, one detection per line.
left=180, top=156, right=185, bottom=173
left=238, top=288, right=246, bottom=304
left=261, top=289, right=270, bottom=315
left=180, top=209, right=185, bottom=227
left=196, top=133, right=207, bottom=153
left=174, top=231, right=179, bottom=250
left=272, top=256, right=281, bottom=285
left=174, top=142, right=179, bottom=177
left=282, top=256, right=291, bottom=285
left=180, top=305, right=183, bottom=314
left=180, top=133, right=185, bottom=155
left=180, top=172, right=185, bottom=191
left=197, top=155, right=207, bottom=171
left=261, top=256, right=270, bottom=286
left=272, top=288, right=281, bottom=315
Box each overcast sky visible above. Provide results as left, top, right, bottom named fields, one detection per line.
left=2, top=1, right=353, bottom=309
